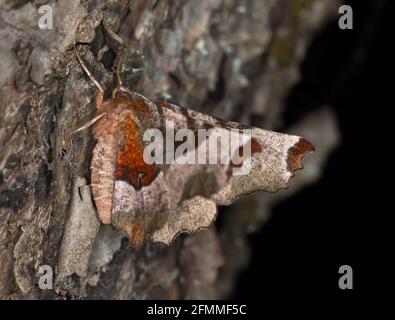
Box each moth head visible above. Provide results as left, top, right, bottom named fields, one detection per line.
left=112, top=86, right=132, bottom=100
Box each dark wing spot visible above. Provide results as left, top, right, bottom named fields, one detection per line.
left=287, top=138, right=315, bottom=172
left=231, top=137, right=263, bottom=168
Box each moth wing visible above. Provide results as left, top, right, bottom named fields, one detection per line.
left=150, top=101, right=314, bottom=245
left=100, top=92, right=313, bottom=247
left=109, top=97, right=229, bottom=247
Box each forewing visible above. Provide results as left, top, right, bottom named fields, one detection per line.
left=150, top=101, right=314, bottom=245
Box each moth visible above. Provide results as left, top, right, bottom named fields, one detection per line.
left=74, top=50, right=314, bottom=247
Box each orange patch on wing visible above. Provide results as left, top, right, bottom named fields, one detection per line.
left=115, top=116, right=158, bottom=189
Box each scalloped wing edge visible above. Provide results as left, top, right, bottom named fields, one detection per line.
left=151, top=136, right=314, bottom=246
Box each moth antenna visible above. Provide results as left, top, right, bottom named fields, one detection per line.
left=74, top=48, right=104, bottom=93
left=71, top=113, right=106, bottom=135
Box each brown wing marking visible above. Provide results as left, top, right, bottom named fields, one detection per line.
left=287, top=138, right=315, bottom=172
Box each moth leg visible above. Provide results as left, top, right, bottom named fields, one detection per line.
left=72, top=113, right=107, bottom=135
left=74, top=48, right=105, bottom=112
left=74, top=48, right=104, bottom=94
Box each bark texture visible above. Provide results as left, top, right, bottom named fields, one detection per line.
left=0, top=0, right=339, bottom=299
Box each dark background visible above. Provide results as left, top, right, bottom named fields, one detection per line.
left=235, top=0, right=393, bottom=298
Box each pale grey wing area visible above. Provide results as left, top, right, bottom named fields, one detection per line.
left=212, top=129, right=314, bottom=205
left=155, top=100, right=314, bottom=197
left=111, top=160, right=230, bottom=247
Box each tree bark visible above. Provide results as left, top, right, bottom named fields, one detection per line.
left=0, top=0, right=339, bottom=299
